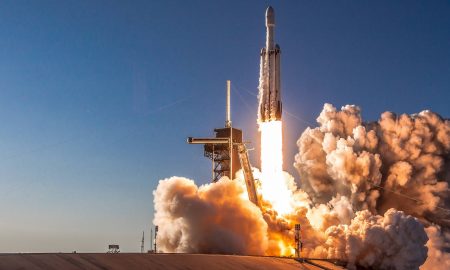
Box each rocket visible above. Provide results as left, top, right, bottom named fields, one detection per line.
left=258, top=6, right=282, bottom=122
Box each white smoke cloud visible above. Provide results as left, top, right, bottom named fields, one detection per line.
left=375, top=110, right=450, bottom=218
left=153, top=176, right=268, bottom=255
left=295, top=104, right=383, bottom=212
left=323, top=209, right=428, bottom=270
left=154, top=174, right=430, bottom=268
left=294, top=103, right=450, bottom=218
left=294, top=103, right=450, bottom=268
left=421, top=225, right=450, bottom=269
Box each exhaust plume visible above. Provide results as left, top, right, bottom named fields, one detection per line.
left=153, top=103, right=449, bottom=269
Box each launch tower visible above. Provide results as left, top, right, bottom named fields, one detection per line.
left=187, top=81, right=259, bottom=206
left=187, top=81, right=242, bottom=182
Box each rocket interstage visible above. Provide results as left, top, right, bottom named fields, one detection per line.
left=258, top=6, right=282, bottom=123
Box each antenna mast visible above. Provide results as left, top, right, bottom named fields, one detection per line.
left=150, top=228, right=153, bottom=253
left=154, top=226, right=158, bottom=253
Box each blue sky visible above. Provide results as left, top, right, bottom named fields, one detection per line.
left=0, top=0, right=448, bottom=252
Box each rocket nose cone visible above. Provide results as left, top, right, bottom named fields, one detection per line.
left=266, top=6, right=274, bottom=16
left=266, top=6, right=275, bottom=26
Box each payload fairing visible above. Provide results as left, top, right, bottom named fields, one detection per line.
left=258, top=6, right=282, bottom=122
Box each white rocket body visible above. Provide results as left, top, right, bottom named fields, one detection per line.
left=258, top=6, right=282, bottom=122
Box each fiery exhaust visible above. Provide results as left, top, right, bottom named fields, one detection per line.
left=259, top=120, right=292, bottom=216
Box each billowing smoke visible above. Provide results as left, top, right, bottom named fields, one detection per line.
left=153, top=104, right=449, bottom=269
left=421, top=225, right=450, bottom=269
left=294, top=104, right=449, bottom=223
left=313, top=208, right=428, bottom=269
left=153, top=176, right=268, bottom=255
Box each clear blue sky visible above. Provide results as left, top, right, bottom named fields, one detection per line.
left=0, top=0, right=448, bottom=252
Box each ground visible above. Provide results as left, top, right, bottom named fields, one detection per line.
left=0, top=253, right=346, bottom=270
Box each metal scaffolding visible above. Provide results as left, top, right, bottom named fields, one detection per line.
left=187, top=81, right=259, bottom=207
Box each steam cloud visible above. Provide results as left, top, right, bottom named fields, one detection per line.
left=153, top=104, right=449, bottom=269
left=295, top=104, right=449, bottom=220
left=153, top=176, right=268, bottom=254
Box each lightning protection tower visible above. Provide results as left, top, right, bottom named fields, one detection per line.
left=141, top=231, right=144, bottom=253
left=154, top=226, right=158, bottom=253
left=295, top=224, right=302, bottom=258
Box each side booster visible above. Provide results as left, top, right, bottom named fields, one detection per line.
left=258, top=6, right=282, bottom=122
